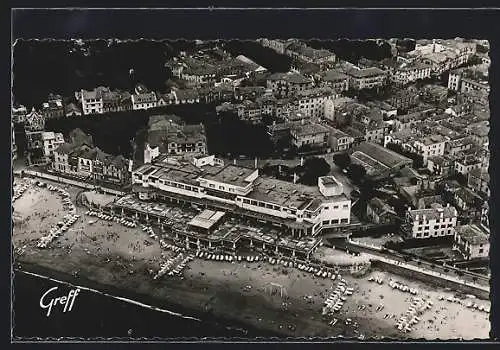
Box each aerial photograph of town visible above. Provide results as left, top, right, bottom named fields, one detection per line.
left=12, top=37, right=491, bottom=340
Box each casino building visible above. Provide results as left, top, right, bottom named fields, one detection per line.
left=130, top=154, right=351, bottom=238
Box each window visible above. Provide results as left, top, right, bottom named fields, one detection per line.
left=343, top=204, right=349, bottom=209
left=479, top=248, right=484, bottom=253
left=418, top=226, right=423, bottom=231
left=331, top=219, right=339, bottom=224
left=424, top=226, right=429, bottom=230
left=322, top=220, right=329, bottom=225
left=333, top=205, right=339, bottom=209
left=340, top=218, right=348, bottom=224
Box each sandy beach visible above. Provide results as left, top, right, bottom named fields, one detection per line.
left=12, top=178, right=491, bottom=339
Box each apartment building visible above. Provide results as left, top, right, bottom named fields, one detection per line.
left=346, top=67, right=387, bottom=90
left=390, top=62, right=432, bottom=86
left=453, top=224, right=490, bottom=260
left=402, top=203, right=458, bottom=239
left=132, top=158, right=351, bottom=237
left=295, top=87, right=340, bottom=119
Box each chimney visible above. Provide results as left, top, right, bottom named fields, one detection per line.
left=254, top=157, right=258, bottom=169
left=301, top=118, right=305, bottom=125
left=415, top=214, right=419, bottom=221
left=233, top=159, right=236, bottom=165
left=300, top=157, right=304, bottom=166
left=293, top=173, right=298, bottom=184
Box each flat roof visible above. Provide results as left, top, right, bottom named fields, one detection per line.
left=188, top=209, right=225, bottom=230
left=201, top=164, right=256, bottom=188
left=248, top=176, right=348, bottom=210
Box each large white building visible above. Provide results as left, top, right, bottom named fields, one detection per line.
left=295, top=87, right=340, bottom=119
left=131, top=156, right=351, bottom=238
left=403, top=203, right=458, bottom=239
left=78, top=87, right=110, bottom=115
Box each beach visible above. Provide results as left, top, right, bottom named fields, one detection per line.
left=12, top=178, right=491, bottom=339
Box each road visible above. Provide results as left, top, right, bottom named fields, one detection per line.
left=340, top=238, right=489, bottom=287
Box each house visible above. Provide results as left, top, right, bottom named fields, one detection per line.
left=266, top=72, right=313, bottom=98
left=260, top=38, right=295, bottom=54
left=317, top=70, right=350, bottom=92
left=143, top=115, right=207, bottom=162
left=329, top=128, right=354, bottom=152
left=427, top=155, right=454, bottom=177
left=467, top=167, right=490, bottom=197
left=26, top=131, right=65, bottom=165
left=454, top=154, right=482, bottom=176
left=131, top=92, right=157, bottom=110
left=284, top=41, right=336, bottom=65
left=102, top=90, right=132, bottom=113
left=453, top=224, right=490, bottom=260
left=290, top=119, right=332, bottom=149
left=453, top=187, right=483, bottom=222
left=366, top=197, right=398, bottom=224
left=385, top=131, right=447, bottom=166
left=447, top=64, right=489, bottom=95
left=234, top=86, right=266, bottom=101
left=352, top=116, right=390, bottom=145
left=24, top=108, right=45, bottom=132
left=345, top=67, right=387, bottom=90
left=64, top=103, right=82, bottom=117
left=172, top=88, right=200, bottom=105
left=53, top=143, right=130, bottom=185
left=402, top=203, right=458, bottom=239
left=41, top=94, right=65, bottom=119
left=79, top=86, right=110, bottom=115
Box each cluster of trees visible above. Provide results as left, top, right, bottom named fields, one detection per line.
left=295, top=157, right=331, bottom=186
left=332, top=152, right=367, bottom=184
left=13, top=40, right=180, bottom=108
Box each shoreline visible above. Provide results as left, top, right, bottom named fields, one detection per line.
left=14, top=261, right=283, bottom=339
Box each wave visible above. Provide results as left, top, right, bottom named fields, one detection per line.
left=16, top=269, right=202, bottom=323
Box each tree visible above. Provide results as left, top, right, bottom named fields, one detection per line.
left=348, top=163, right=367, bottom=184
left=299, top=157, right=331, bottom=186
left=333, top=152, right=351, bottom=170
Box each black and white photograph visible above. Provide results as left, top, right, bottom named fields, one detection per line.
left=10, top=8, right=495, bottom=342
